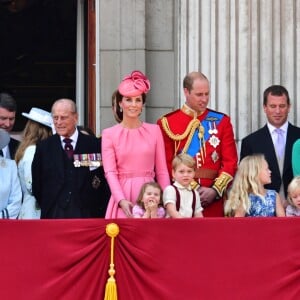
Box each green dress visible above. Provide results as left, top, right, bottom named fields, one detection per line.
left=292, top=139, right=300, bottom=176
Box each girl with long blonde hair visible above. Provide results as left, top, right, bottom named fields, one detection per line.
left=15, top=108, right=53, bottom=219
left=224, top=154, right=285, bottom=217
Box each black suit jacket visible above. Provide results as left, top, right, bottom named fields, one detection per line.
left=32, top=132, right=110, bottom=218
left=240, top=123, right=300, bottom=197
left=8, top=137, right=20, bottom=159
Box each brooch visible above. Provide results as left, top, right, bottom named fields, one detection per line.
left=209, top=135, right=220, bottom=148
left=211, top=150, right=219, bottom=163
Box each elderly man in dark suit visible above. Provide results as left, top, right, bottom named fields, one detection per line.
left=32, top=99, right=110, bottom=218
left=240, top=85, right=300, bottom=207
left=0, top=92, right=19, bottom=159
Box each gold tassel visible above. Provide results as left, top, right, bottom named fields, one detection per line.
left=104, top=223, right=120, bottom=300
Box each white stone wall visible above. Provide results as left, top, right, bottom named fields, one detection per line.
left=98, top=0, right=147, bottom=129
left=176, top=0, right=300, bottom=149
left=145, top=0, right=175, bottom=124
left=98, top=0, right=300, bottom=153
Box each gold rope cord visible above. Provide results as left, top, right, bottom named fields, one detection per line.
left=104, top=223, right=120, bottom=300
left=161, top=117, right=200, bottom=141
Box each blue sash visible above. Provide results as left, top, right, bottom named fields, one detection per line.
left=186, top=111, right=224, bottom=157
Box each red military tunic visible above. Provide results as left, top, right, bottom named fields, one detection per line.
left=157, top=105, right=238, bottom=217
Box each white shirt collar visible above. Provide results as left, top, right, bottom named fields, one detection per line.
left=267, top=121, right=288, bottom=134
left=60, top=128, right=79, bottom=145
left=173, top=181, right=193, bottom=191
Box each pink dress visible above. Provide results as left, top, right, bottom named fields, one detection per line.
left=132, top=205, right=166, bottom=218
left=102, top=122, right=170, bottom=218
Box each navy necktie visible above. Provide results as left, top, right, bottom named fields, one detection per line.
left=0, top=149, right=3, bottom=157
left=63, top=138, right=74, bottom=159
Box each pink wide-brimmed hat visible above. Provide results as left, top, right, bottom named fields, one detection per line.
left=118, top=70, right=150, bottom=97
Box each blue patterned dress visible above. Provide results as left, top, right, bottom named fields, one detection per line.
left=247, top=189, right=277, bottom=217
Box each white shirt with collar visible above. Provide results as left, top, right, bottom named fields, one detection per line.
left=267, top=121, right=288, bottom=147
left=267, top=121, right=287, bottom=202
left=60, top=128, right=79, bottom=150
left=163, top=181, right=203, bottom=217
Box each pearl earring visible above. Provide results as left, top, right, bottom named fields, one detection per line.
left=120, top=108, right=122, bottom=112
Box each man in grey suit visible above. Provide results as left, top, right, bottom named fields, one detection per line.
left=32, top=99, right=110, bottom=218
left=240, top=85, right=300, bottom=207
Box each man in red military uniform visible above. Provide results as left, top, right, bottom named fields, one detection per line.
left=157, top=71, right=238, bottom=216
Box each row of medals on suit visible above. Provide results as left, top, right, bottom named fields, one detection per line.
left=73, top=153, right=102, bottom=168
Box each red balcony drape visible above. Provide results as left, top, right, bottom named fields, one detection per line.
left=0, top=218, right=299, bottom=300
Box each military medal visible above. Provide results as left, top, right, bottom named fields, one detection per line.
left=73, top=154, right=81, bottom=167
left=81, top=154, right=88, bottom=167
left=73, top=153, right=102, bottom=167
left=208, top=122, right=214, bottom=135
left=208, top=121, right=218, bottom=135
left=212, top=122, right=218, bottom=134
left=211, top=150, right=219, bottom=163
left=209, top=135, right=220, bottom=148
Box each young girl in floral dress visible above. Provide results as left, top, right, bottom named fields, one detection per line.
left=224, top=154, right=285, bottom=217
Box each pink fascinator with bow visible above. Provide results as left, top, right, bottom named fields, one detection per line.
left=118, top=70, right=151, bottom=97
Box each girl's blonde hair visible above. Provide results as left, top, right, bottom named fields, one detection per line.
left=224, top=154, right=267, bottom=216
left=287, top=176, right=300, bottom=207
left=172, top=153, right=195, bottom=170
left=15, top=120, right=52, bottom=164
left=136, top=182, right=163, bottom=209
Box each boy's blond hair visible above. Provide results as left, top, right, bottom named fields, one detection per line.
left=172, top=153, right=196, bottom=171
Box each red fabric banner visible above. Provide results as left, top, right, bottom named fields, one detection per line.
left=0, top=218, right=299, bottom=300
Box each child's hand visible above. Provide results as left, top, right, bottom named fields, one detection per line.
left=144, top=201, right=150, bottom=211
left=148, top=200, right=158, bottom=212
left=142, top=200, right=152, bottom=218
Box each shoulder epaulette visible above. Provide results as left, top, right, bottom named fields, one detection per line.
left=158, top=109, right=181, bottom=120
left=206, top=108, right=227, bottom=117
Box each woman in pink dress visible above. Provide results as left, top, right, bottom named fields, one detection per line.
left=102, top=70, right=170, bottom=218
